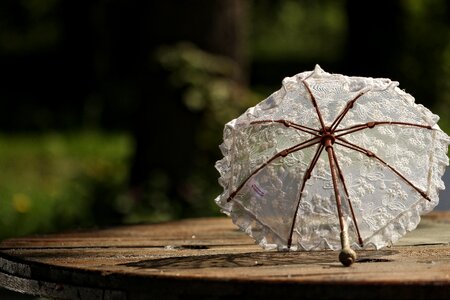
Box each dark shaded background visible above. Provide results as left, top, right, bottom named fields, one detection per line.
left=0, top=0, right=450, bottom=234
left=1, top=1, right=450, bottom=298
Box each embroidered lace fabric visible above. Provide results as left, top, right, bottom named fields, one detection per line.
left=215, top=65, right=450, bottom=251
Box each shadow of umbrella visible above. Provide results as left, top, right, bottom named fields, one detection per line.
left=436, top=167, right=450, bottom=210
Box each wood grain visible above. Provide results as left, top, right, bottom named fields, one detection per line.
left=1, top=213, right=450, bottom=299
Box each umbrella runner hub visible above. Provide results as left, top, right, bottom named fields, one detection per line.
left=320, top=133, right=335, bottom=148
left=215, top=65, right=450, bottom=267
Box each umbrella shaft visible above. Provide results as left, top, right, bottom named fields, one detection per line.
left=325, top=140, right=347, bottom=248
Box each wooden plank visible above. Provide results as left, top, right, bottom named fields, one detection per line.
left=0, top=212, right=450, bottom=299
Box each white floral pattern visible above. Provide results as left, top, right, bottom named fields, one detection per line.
left=215, top=65, right=450, bottom=251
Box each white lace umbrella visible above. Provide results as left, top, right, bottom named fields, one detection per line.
left=215, top=65, right=450, bottom=266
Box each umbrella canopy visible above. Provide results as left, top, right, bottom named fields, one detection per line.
left=215, top=65, right=450, bottom=266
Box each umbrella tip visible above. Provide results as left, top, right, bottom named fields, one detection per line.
left=287, top=238, right=292, bottom=249
left=339, top=248, right=357, bottom=267
left=358, top=237, right=364, bottom=248
left=420, top=190, right=431, bottom=201
left=226, top=191, right=237, bottom=202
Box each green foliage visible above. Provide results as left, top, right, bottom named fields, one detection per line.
left=250, top=0, right=347, bottom=61
left=156, top=43, right=258, bottom=123
left=399, top=0, right=450, bottom=134
left=151, top=43, right=261, bottom=218
left=0, top=0, right=60, bottom=54
left=0, top=132, right=131, bottom=239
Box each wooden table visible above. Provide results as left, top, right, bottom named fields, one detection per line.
left=1, top=212, right=450, bottom=300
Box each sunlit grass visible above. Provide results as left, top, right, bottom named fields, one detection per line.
left=0, top=131, right=132, bottom=239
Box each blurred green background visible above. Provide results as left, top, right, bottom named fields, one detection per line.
left=0, top=0, right=450, bottom=241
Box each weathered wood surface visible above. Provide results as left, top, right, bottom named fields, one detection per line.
left=1, top=212, right=450, bottom=300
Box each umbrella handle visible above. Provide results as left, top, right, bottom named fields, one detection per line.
left=339, top=228, right=357, bottom=267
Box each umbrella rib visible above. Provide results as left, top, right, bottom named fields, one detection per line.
left=287, top=144, right=325, bottom=248
left=334, top=121, right=432, bottom=137
left=226, top=136, right=321, bottom=203
left=335, top=137, right=431, bottom=201
left=302, top=80, right=326, bottom=131
left=250, top=119, right=320, bottom=136
left=330, top=146, right=364, bottom=247
left=330, top=90, right=369, bottom=132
